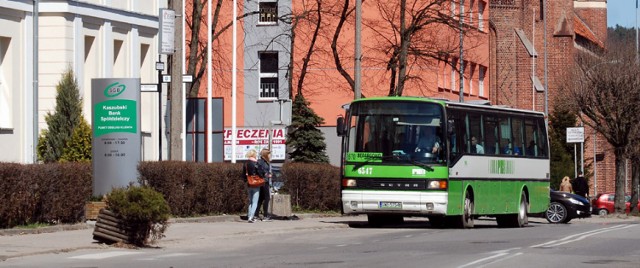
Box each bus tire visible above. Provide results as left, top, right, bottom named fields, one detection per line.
left=448, top=190, right=474, bottom=229
left=462, top=191, right=475, bottom=228
left=516, top=192, right=529, bottom=227
left=497, top=192, right=528, bottom=228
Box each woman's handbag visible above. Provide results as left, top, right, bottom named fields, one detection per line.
left=246, top=163, right=265, bottom=187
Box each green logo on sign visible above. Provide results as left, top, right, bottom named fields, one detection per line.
left=104, top=82, right=126, bottom=97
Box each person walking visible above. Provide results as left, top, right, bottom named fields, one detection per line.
left=255, top=148, right=273, bottom=221
left=243, top=149, right=263, bottom=223
left=572, top=172, right=589, bottom=198
left=559, top=176, right=573, bottom=193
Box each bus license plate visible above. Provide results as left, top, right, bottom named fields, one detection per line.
left=379, top=201, right=402, bottom=209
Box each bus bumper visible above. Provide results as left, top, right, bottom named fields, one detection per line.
left=342, top=190, right=448, bottom=215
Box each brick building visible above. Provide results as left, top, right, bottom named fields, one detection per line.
left=490, top=0, right=624, bottom=196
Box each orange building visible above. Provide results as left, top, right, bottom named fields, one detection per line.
left=186, top=1, right=489, bottom=165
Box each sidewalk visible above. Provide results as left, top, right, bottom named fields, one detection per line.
left=0, top=213, right=352, bottom=261
left=0, top=214, right=637, bottom=261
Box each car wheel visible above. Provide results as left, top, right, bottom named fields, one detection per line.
left=598, top=209, right=608, bottom=216
left=546, top=202, right=568, bottom=224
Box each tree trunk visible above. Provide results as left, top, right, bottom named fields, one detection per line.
left=631, top=158, right=640, bottom=215
left=614, top=147, right=627, bottom=214
left=396, top=0, right=408, bottom=96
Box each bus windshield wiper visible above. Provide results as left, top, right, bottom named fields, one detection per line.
left=351, top=154, right=434, bottom=172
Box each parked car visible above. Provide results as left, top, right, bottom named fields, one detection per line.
left=591, top=193, right=640, bottom=216
left=545, top=190, right=591, bottom=224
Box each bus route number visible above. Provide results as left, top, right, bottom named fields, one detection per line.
left=357, top=167, right=373, bottom=175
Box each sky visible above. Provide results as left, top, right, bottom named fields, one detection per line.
left=608, top=0, right=638, bottom=28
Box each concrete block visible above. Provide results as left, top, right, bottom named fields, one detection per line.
left=269, top=194, right=292, bottom=217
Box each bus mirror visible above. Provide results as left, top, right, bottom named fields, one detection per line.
left=336, top=116, right=345, bottom=136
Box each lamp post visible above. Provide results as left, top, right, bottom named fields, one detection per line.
left=155, top=61, right=165, bottom=161
left=459, top=0, right=465, bottom=102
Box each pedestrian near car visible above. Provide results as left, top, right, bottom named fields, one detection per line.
left=243, top=149, right=263, bottom=223
left=572, top=172, right=589, bottom=199
left=255, top=148, right=272, bottom=221
left=559, top=176, right=573, bottom=193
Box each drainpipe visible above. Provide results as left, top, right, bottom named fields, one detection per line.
left=33, top=0, right=39, bottom=163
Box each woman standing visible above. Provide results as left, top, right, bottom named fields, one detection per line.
left=244, top=149, right=263, bottom=223
left=256, top=148, right=272, bottom=221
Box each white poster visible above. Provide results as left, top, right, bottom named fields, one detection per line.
left=224, top=128, right=286, bottom=161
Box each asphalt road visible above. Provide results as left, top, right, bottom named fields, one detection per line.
left=2, top=216, right=639, bottom=268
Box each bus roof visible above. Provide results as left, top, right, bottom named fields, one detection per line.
left=349, top=96, right=546, bottom=117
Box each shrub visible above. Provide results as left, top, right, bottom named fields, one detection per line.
left=37, top=68, right=85, bottom=163
left=106, top=186, right=171, bottom=246
left=60, top=117, right=92, bottom=162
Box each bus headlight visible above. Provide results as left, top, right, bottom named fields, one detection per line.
left=427, top=180, right=447, bottom=189
left=342, top=179, right=357, bottom=187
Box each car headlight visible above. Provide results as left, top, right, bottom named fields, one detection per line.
left=568, top=198, right=583, bottom=205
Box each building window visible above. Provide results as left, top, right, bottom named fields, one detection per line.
left=479, top=65, right=486, bottom=97
left=259, top=2, right=278, bottom=24
left=259, top=52, right=279, bottom=99
left=451, top=58, right=457, bottom=91
left=469, top=0, right=474, bottom=24
left=0, top=37, right=12, bottom=128
left=478, top=1, right=484, bottom=30
left=469, top=63, right=475, bottom=96
left=451, top=0, right=456, bottom=17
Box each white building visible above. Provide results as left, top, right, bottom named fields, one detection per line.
left=0, top=0, right=168, bottom=163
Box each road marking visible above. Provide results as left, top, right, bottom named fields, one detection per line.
left=138, top=253, right=198, bottom=261
left=70, top=251, right=142, bottom=260
left=531, top=224, right=636, bottom=248
left=457, top=248, right=521, bottom=268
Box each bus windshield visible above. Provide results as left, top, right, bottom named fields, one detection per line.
left=348, top=101, right=445, bottom=164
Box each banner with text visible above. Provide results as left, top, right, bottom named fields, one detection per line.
left=224, top=128, right=287, bottom=161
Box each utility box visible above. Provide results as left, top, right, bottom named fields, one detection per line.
left=270, top=194, right=292, bottom=217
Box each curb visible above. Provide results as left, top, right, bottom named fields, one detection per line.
left=0, top=223, right=92, bottom=236
left=0, top=213, right=342, bottom=236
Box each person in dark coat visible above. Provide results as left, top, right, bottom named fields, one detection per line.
left=255, top=148, right=273, bottom=221
left=243, top=149, right=263, bottom=223
left=572, top=172, right=589, bottom=198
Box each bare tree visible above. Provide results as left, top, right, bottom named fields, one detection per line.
left=185, top=0, right=258, bottom=97
left=562, top=41, right=640, bottom=215
left=330, top=0, right=480, bottom=97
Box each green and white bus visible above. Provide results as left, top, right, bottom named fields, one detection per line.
left=336, top=97, right=550, bottom=228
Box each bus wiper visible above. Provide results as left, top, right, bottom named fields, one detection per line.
left=406, top=159, right=434, bottom=172
left=351, top=155, right=434, bottom=172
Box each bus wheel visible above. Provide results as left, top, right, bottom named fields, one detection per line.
left=448, top=191, right=475, bottom=228
left=462, top=191, right=475, bottom=228
left=497, top=192, right=528, bottom=228
left=516, top=192, right=529, bottom=227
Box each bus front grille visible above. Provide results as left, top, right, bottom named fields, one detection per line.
left=356, top=179, right=427, bottom=190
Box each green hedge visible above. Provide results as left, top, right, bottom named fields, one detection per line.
left=0, top=162, right=91, bottom=228
left=0, top=161, right=340, bottom=228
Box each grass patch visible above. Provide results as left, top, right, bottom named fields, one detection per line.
left=12, top=223, right=52, bottom=229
